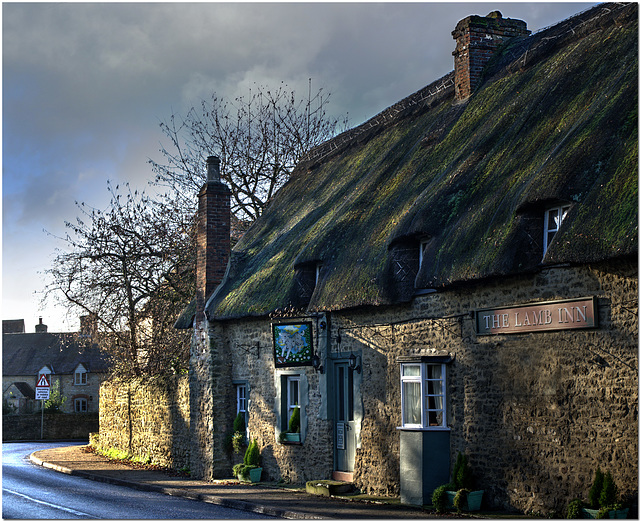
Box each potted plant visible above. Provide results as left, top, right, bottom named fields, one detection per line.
left=431, top=452, right=484, bottom=513
left=232, top=439, right=262, bottom=483
left=567, top=468, right=628, bottom=519
left=279, top=407, right=301, bottom=443
left=232, top=412, right=247, bottom=453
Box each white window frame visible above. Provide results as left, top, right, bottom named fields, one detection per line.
left=400, top=362, right=447, bottom=430
left=543, top=205, right=570, bottom=256
left=75, top=398, right=87, bottom=412
left=236, top=384, right=247, bottom=416
left=74, top=365, right=88, bottom=386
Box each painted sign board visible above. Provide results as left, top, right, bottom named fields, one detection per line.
left=272, top=322, right=314, bottom=367
left=476, top=297, right=597, bottom=335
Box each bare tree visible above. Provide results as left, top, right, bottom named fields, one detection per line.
left=44, top=182, right=193, bottom=377
left=150, top=81, right=348, bottom=223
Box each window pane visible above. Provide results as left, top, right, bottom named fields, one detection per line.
left=289, top=380, right=299, bottom=406
left=427, top=379, right=443, bottom=396
left=403, top=381, right=422, bottom=425
left=428, top=409, right=443, bottom=427
left=403, top=364, right=421, bottom=377
left=547, top=208, right=559, bottom=231
left=426, top=364, right=441, bottom=380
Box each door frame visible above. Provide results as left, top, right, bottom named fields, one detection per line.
left=329, top=352, right=363, bottom=478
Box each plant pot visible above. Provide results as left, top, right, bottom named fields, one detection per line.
left=582, top=507, right=629, bottom=519
left=466, top=490, right=484, bottom=511
left=249, top=467, right=262, bottom=482
left=446, top=490, right=484, bottom=511
left=445, top=491, right=456, bottom=508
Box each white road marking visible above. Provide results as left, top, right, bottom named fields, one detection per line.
left=2, top=488, right=100, bottom=518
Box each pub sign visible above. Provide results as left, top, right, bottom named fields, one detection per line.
left=476, top=297, right=597, bottom=335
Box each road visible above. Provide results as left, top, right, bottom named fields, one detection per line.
left=2, top=441, right=273, bottom=519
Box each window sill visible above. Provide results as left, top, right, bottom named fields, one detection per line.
left=396, top=426, right=450, bottom=432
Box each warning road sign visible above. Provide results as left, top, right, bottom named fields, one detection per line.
left=36, top=374, right=50, bottom=400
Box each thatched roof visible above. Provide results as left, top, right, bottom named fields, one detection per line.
left=204, top=2, right=637, bottom=321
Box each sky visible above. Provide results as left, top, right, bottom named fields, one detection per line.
left=3, top=1, right=596, bottom=333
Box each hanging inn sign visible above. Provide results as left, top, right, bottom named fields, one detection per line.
left=475, top=297, right=598, bottom=335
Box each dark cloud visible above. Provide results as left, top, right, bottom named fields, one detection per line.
left=2, top=2, right=596, bottom=332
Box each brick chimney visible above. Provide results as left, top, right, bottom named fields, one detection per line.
left=195, top=156, right=231, bottom=326
left=452, top=10, right=530, bottom=100
left=35, top=317, right=48, bottom=333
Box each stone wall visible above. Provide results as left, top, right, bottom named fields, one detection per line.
left=214, top=316, right=334, bottom=483
left=99, top=375, right=189, bottom=470
left=332, top=259, right=637, bottom=514
left=2, top=413, right=98, bottom=441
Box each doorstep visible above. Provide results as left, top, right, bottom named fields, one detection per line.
left=332, top=470, right=353, bottom=482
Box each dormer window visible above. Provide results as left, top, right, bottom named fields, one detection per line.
left=543, top=205, right=570, bottom=255
left=293, top=261, right=321, bottom=308
left=74, top=364, right=88, bottom=385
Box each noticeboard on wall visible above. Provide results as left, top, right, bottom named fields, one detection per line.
left=272, top=322, right=313, bottom=367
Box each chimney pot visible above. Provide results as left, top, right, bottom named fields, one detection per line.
left=207, top=156, right=221, bottom=182
left=35, top=317, right=48, bottom=333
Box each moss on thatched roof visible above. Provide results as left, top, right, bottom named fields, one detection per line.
left=207, top=2, right=637, bottom=320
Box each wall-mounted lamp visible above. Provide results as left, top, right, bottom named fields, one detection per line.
left=348, top=353, right=361, bottom=374
left=311, top=354, right=324, bottom=374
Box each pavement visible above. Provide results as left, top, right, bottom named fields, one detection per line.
left=30, top=444, right=467, bottom=519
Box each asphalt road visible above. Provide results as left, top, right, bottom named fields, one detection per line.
left=2, top=441, right=273, bottom=519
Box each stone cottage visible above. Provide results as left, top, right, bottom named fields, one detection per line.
left=177, top=3, right=637, bottom=514
left=3, top=317, right=109, bottom=414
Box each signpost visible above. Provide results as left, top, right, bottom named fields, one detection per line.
left=36, top=374, right=50, bottom=439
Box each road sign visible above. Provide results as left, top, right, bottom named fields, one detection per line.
left=36, top=388, right=50, bottom=400
left=36, top=374, right=50, bottom=400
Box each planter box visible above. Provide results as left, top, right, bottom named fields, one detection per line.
left=283, top=433, right=300, bottom=443
left=583, top=507, right=629, bottom=519
left=249, top=467, right=262, bottom=482
left=467, top=490, right=484, bottom=511
left=444, top=490, right=484, bottom=511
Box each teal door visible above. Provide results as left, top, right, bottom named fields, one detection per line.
left=334, top=361, right=356, bottom=473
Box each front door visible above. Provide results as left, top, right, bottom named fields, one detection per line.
left=334, top=361, right=356, bottom=475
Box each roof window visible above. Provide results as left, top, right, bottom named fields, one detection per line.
left=543, top=204, right=571, bottom=256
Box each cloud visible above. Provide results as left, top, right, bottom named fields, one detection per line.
left=3, top=2, right=596, bottom=332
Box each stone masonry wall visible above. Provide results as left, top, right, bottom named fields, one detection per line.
left=332, top=258, right=637, bottom=515
left=2, top=413, right=98, bottom=441
left=220, top=316, right=334, bottom=483
left=99, top=375, right=190, bottom=470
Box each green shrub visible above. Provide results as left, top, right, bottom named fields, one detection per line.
left=453, top=452, right=474, bottom=490
left=589, top=468, right=604, bottom=509
left=454, top=488, right=470, bottom=512
left=599, top=471, right=618, bottom=509
left=432, top=484, right=450, bottom=513
left=244, top=439, right=260, bottom=467
left=288, top=407, right=301, bottom=433
left=233, top=412, right=246, bottom=433
left=567, top=498, right=583, bottom=519
left=232, top=431, right=245, bottom=454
